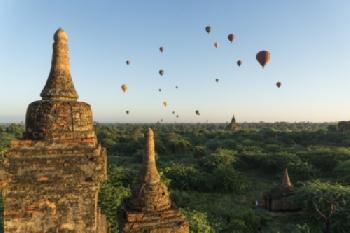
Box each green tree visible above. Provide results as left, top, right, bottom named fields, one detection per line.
left=293, top=181, right=350, bottom=233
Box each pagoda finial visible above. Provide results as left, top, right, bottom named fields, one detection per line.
left=142, top=128, right=161, bottom=184
left=282, top=168, right=293, bottom=188
left=40, top=28, right=78, bottom=101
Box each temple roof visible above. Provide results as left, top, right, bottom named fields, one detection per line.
left=128, top=128, right=171, bottom=212
left=40, top=28, right=78, bottom=101
left=265, top=168, right=294, bottom=199
left=23, top=28, right=95, bottom=143
left=282, top=168, right=293, bottom=188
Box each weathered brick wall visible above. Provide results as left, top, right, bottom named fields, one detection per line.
left=2, top=143, right=107, bottom=233
left=24, top=101, right=96, bottom=143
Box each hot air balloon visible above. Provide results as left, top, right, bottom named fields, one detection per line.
left=160, top=118, right=164, bottom=122
left=126, top=60, right=130, bottom=65
left=158, top=88, right=162, bottom=92
left=205, top=26, right=211, bottom=34
left=276, top=81, right=282, bottom=88
left=163, top=101, right=168, bottom=108
left=172, top=111, right=175, bottom=114
left=195, top=110, right=200, bottom=116
left=228, top=34, right=235, bottom=43
left=214, top=42, right=219, bottom=48
left=256, top=50, right=271, bottom=68
left=215, top=78, right=219, bottom=83
left=159, top=69, right=164, bottom=76
left=237, top=60, right=242, bottom=67
left=126, top=110, right=130, bottom=115
left=121, top=84, right=128, bottom=93
left=159, top=47, right=164, bottom=53
left=175, top=86, right=178, bottom=89
left=176, top=115, right=179, bottom=118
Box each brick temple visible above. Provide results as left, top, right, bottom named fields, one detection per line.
left=119, top=128, right=189, bottom=233
left=262, top=168, right=300, bottom=212
left=0, top=28, right=108, bottom=232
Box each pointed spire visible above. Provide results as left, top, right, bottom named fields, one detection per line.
left=40, top=28, right=78, bottom=101
left=282, top=168, right=293, bottom=188
left=231, top=114, right=236, bottom=124
left=141, top=128, right=161, bottom=184
left=128, top=128, right=172, bottom=212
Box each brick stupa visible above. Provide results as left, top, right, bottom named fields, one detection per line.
left=262, top=168, right=300, bottom=212
left=226, top=114, right=240, bottom=132
left=119, top=128, right=189, bottom=233
left=0, top=28, right=108, bottom=232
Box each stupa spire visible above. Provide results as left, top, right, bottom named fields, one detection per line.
left=40, top=28, right=78, bottom=101
left=119, top=128, right=189, bottom=232
left=141, top=128, right=161, bottom=184
left=282, top=168, right=293, bottom=188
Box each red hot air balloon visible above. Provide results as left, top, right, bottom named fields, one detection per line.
left=228, top=34, right=235, bottom=43
left=237, top=60, right=242, bottom=67
left=276, top=81, right=282, bottom=88
left=256, top=50, right=271, bottom=68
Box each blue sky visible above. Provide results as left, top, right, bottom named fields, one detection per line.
left=1, top=0, right=350, bottom=123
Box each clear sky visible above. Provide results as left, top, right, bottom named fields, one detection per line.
left=1, top=0, right=350, bottom=123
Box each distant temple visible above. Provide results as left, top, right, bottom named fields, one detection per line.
left=262, top=168, right=300, bottom=212
left=119, top=128, right=189, bottom=233
left=338, top=121, right=350, bottom=132
left=226, top=114, right=240, bottom=132
left=0, top=28, right=108, bottom=232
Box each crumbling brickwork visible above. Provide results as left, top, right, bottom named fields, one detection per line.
left=119, top=128, right=189, bottom=233
left=0, top=28, right=108, bottom=233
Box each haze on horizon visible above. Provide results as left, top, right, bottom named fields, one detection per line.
left=1, top=0, right=350, bottom=123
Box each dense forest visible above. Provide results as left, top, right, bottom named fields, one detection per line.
left=1, top=122, right=350, bottom=233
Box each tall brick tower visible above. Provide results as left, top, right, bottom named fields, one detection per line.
left=1, top=28, right=108, bottom=232
left=119, top=128, right=189, bottom=233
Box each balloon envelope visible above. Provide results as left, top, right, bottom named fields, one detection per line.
left=126, top=60, right=130, bottom=65
left=159, top=47, right=164, bottom=53
left=121, top=84, right=128, bottom=93
left=228, top=34, right=235, bottom=43
left=163, top=101, right=168, bottom=107
left=214, top=42, right=219, bottom=48
left=237, top=60, right=242, bottom=67
left=159, top=69, right=164, bottom=76
left=205, top=26, right=211, bottom=33
left=276, top=81, right=282, bottom=88
left=256, top=50, right=271, bottom=68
